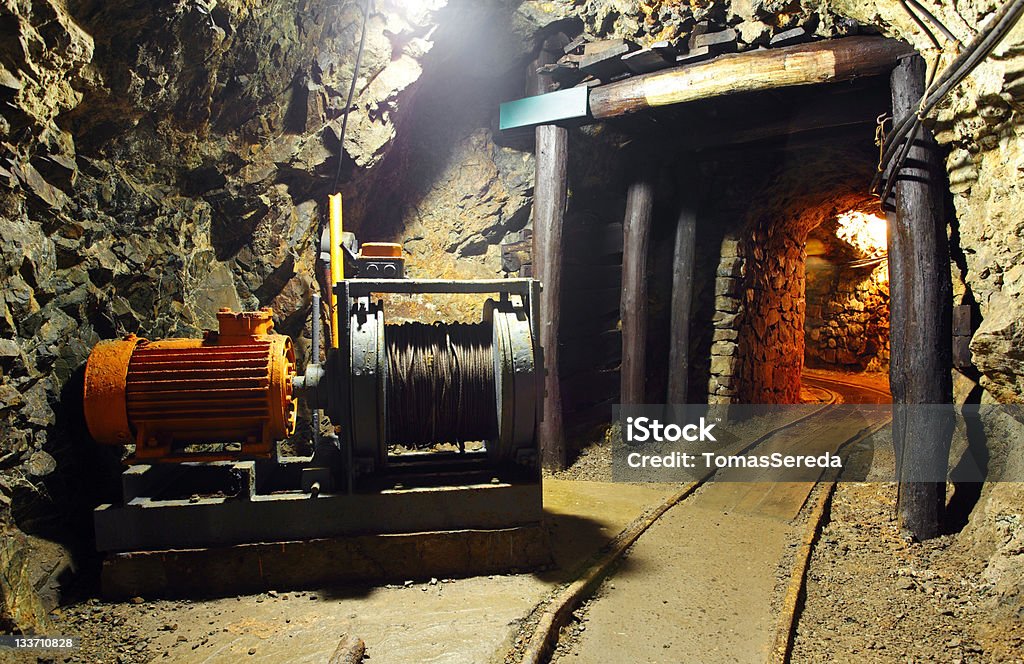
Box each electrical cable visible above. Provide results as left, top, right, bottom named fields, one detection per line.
left=844, top=255, right=889, bottom=268
left=308, top=0, right=373, bottom=368
left=900, top=0, right=942, bottom=50
left=878, top=54, right=938, bottom=207
left=894, top=0, right=1022, bottom=153
left=333, top=0, right=373, bottom=191
left=906, top=0, right=961, bottom=46
left=312, top=0, right=374, bottom=261
left=876, top=0, right=1023, bottom=178
left=872, top=0, right=1024, bottom=200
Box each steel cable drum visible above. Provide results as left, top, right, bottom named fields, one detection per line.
left=347, top=300, right=387, bottom=469
left=485, top=295, right=538, bottom=464
left=385, top=321, right=497, bottom=448
left=346, top=295, right=538, bottom=467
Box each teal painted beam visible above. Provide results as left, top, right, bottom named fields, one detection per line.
left=499, top=87, right=589, bottom=130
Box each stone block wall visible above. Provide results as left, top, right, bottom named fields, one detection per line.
left=736, top=230, right=808, bottom=403
left=805, top=258, right=890, bottom=371
left=707, top=237, right=744, bottom=404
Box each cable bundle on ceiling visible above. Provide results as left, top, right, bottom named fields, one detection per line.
left=874, top=0, right=1024, bottom=205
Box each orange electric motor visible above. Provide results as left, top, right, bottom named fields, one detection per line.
left=83, top=308, right=297, bottom=462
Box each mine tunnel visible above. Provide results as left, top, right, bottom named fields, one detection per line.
left=2, top=1, right=1024, bottom=663
left=557, top=76, right=896, bottom=416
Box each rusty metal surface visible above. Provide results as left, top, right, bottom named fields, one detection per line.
left=83, top=334, right=143, bottom=445
left=83, top=308, right=296, bottom=462
left=358, top=242, right=402, bottom=258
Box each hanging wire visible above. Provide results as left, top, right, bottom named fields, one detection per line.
left=312, top=0, right=373, bottom=258
left=845, top=255, right=889, bottom=269
left=333, top=0, right=373, bottom=191
left=309, top=0, right=373, bottom=351
left=872, top=0, right=1024, bottom=205
left=874, top=112, right=892, bottom=166
left=905, top=0, right=962, bottom=47
left=878, top=57, right=938, bottom=207
left=876, top=0, right=1024, bottom=179
left=900, top=0, right=942, bottom=50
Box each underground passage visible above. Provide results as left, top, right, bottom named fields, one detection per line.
left=2, top=0, right=1024, bottom=662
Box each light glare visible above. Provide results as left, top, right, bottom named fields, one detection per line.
left=835, top=210, right=888, bottom=257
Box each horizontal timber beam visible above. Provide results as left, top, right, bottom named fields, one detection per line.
left=681, top=88, right=888, bottom=150
left=589, top=36, right=912, bottom=119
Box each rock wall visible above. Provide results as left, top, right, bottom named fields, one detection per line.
left=2, top=0, right=1024, bottom=635
left=805, top=257, right=890, bottom=372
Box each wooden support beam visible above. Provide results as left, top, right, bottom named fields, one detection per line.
left=668, top=169, right=698, bottom=405
left=590, top=36, right=911, bottom=119
left=620, top=177, right=655, bottom=405
left=679, top=87, right=886, bottom=150
left=887, top=55, right=954, bottom=541
left=532, top=35, right=569, bottom=470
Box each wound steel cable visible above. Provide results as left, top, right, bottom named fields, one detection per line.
left=386, top=322, right=498, bottom=447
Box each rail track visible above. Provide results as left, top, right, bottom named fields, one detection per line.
left=501, top=372, right=892, bottom=664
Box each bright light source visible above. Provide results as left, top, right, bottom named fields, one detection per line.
left=390, top=0, right=443, bottom=19
left=835, top=210, right=887, bottom=257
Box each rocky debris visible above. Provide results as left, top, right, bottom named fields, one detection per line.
left=793, top=438, right=1024, bottom=662
left=48, top=599, right=155, bottom=663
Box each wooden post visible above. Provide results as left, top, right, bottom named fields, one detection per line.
left=888, top=54, right=954, bottom=540
left=620, top=177, right=655, bottom=405
left=667, top=169, right=698, bottom=404
left=532, top=36, right=569, bottom=470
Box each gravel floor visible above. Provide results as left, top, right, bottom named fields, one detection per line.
left=792, top=439, right=1024, bottom=663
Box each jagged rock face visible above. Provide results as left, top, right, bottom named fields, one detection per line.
left=0, top=0, right=542, bottom=631
left=1, top=0, right=1024, bottom=635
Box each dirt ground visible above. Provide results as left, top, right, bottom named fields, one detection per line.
left=14, top=575, right=551, bottom=663
left=1, top=479, right=679, bottom=664
left=546, top=374, right=888, bottom=664
left=547, top=481, right=815, bottom=663
left=793, top=438, right=1024, bottom=663
left=9, top=370, right=1021, bottom=664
